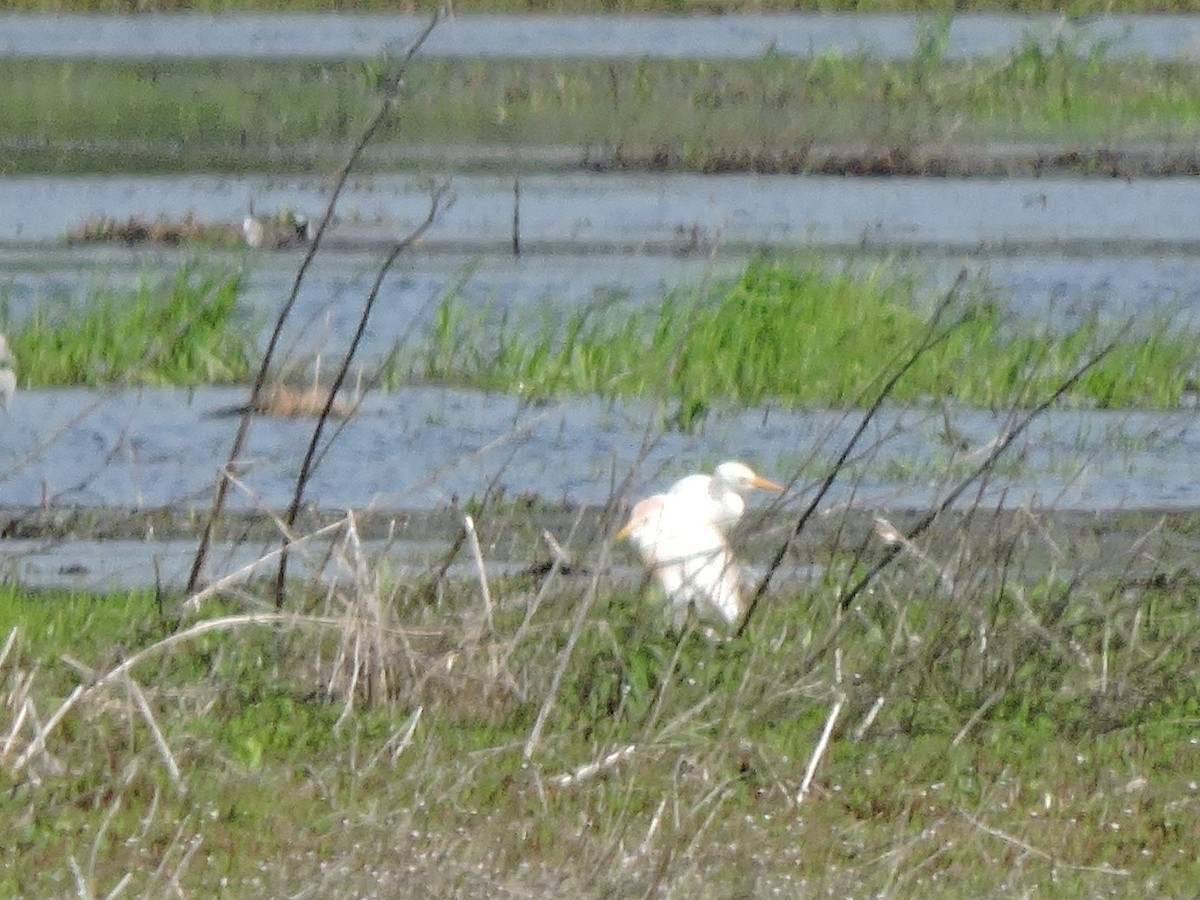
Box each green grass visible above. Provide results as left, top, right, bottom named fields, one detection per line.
left=5, top=263, right=254, bottom=386
left=416, top=257, right=1199, bottom=419
left=0, top=502, right=1197, bottom=895
left=6, top=37, right=1200, bottom=175
left=7, top=257, right=1194, bottom=409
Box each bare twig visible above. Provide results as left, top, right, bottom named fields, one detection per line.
left=187, top=9, right=444, bottom=593
left=836, top=327, right=1128, bottom=615
left=273, top=185, right=449, bottom=607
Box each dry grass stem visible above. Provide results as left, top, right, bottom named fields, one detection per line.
left=12, top=613, right=345, bottom=773
left=959, top=809, right=1131, bottom=877
left=551, top=744, right=638, bottom=788
left=463, top=515, right=495, bottom=635
left=178, top=517, right=348, bottom=614
left=950, top=687, right=1005, bottom=748
left=524, top=552, right=613, bottom=759
left=873, top=515, right=955, bottom=594
left=123, top=675, right=184, bottom=792
left=796, top=693, right=844, bottom=805
left=853, top=693, right=888, bottom=741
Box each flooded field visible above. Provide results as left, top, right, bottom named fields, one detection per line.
left=3, top=12, right=1200, bottom=590
left=7, top=172, right=1200, bottom=252
left=0, top=376, right=1198, bottom=589
left=7, top=12, right=1200, bottom=62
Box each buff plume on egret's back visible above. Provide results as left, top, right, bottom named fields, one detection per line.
left=616, top=492, right=744, bottom=628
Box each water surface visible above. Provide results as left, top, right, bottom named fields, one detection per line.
left=4, top=13, right=1200, bottom=62
left=5, top=173, right=1200, bottom=253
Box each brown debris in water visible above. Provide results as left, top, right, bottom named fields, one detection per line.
left=211, top=384, right=355, bottom=420
left=65, top=209, right=313, bottom=248
left=65, top=212, right=243, bottom=247
left=253, top=385, right=354, bottom=419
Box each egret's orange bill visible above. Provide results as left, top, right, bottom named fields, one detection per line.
left=752, top=474, right=783, bottom=491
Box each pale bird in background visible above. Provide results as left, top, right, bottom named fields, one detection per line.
left=0, top=333, right=16, bottom=411
left=667, top=460, right=783, bottom=532
left=617, top=492, right=744, bottom=629
left=242, top=203, right=312, bottom=250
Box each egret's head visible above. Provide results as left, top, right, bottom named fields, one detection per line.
left=714, top=461, right=782, bottom=492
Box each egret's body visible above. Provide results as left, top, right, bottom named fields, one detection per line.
left=667, top=461, right=782, bottom=532
left=617, top=493, right=743, bottom=628
left=0, top=334, right=16, bottom=411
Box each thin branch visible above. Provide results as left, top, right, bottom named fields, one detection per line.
left=187, top=9, right=444, bottom=593
left=837, top=327, right=1129, bottom=614
left=796, top=327, right=1130, bottom=676
left=272, top=186, right=448, bottom=606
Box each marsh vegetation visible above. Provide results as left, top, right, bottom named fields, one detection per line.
left=9, top=34, right=1200, bottom=175
left=1, top=499, right=1197, bottom=895
left=3, top=5, right=1199, bottom=896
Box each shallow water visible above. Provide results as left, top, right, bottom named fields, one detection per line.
left=4, top=249, right=1200, bottom=590
left=0, top=385, right=1196, bottom=517
left=6, top=173, right=1200, bottom=253
left=4, top=13, right=1200, bottom=62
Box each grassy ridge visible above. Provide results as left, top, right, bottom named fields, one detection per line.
left=7, top=39, right=1200, bottom=174
left=6, top=263, right=253, bottom=386
left=419, top=258, right=1198, bottom=416
left=0, top=508, right=1196, bottom=895
left=5, top=258, right=1196, bottom=410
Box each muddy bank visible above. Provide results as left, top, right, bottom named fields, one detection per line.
left=1, top=502, right=1195, bottom=594
left=587, top=142, right=1200, bottom=179
left=13, top=138, right=1200, bottom=181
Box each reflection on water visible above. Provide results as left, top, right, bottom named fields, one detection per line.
left=5, top=13, right=1200, bottom=63
left=5, top=173, right=1200, bottom=252
left=0, top=385, right=1195, bottom=517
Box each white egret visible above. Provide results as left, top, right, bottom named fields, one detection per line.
left=0, top=333, right=16, bottom=411
left=667, top=460, right=782, bottom=532
left=617, top=492, right=744, bottom=629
